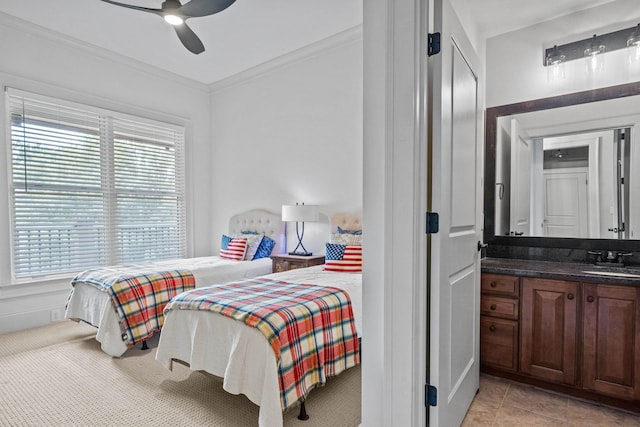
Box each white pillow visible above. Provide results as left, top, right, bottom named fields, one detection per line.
left=330, top=233, right=362, bottom=246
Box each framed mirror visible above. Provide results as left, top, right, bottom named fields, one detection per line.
left=484, top=81, right=640, bottom=251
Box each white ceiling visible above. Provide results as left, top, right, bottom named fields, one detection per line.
left=0, top=0, right=624, bottom=85
left=453, top=0, right=620, bottom=39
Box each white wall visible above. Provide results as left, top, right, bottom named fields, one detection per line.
left=207, top=29, right=363, bottom=255
left=486, top=0, right=640, bottom=107
left=0, top=14, right=212, bottom=333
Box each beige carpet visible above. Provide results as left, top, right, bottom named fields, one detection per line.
left=0, top=320, right=361, bottom=426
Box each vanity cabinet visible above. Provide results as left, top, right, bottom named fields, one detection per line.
left=520, top=278, right=578, bottom=385
left=480, top=274, right=519, bottom=372
left=582, top=284, right=640, bottom=401
left=480, top=267, right=640, bottom=412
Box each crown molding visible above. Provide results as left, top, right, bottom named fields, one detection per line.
left=208, top=25, right=363, bottom=93
left=0, top=11, right=210, bottom=94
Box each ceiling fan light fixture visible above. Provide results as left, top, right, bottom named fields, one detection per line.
left=164, top=14, right=184, bottom=25
left=99, top=0, right=238, bottom=54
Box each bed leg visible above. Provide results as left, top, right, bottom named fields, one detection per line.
left=297, top=401, right=309, bottom=421
left=141, top=340, right=149, bottom=350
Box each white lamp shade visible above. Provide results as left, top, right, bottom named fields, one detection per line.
left=282, top=204, right=319, bottom=222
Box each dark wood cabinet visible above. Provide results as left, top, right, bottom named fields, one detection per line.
left=520, top=277, right=578, bottom=385
left=480, top=274, right=519, bottom=372
left=481, top=270, right=640, bottom=413
left=582, top=284, right=640, bottom=401
left=481, top=316, right=518, bottom=372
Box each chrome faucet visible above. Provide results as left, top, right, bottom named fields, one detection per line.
left=588, top=250, right=633, bottom=266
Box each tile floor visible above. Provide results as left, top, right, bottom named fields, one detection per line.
left=462, top=374, right=640, bottom=426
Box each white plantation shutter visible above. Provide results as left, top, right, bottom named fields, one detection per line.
left=112, top=117, right=186, bottom=264
left=7, top=89, right=186, bottom=279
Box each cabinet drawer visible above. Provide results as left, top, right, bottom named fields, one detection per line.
left=481, top=316, right=518, bottom=372
left=482, top=274, right=519, bottom=297
left=481, top=295, right=519, bottom=320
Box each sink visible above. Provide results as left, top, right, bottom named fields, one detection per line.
left=582, top=270, right=640, bottom=279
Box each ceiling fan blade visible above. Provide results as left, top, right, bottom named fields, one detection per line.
left=178, top=0, right=236, bottom=18
left=99, top=0, right=163, bottom=17
left=174, top=22, right=205, bottom=54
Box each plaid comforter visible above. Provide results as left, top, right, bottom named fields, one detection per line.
left=165, top=278, right=360, bottom=410
left=72, top=268, right=195, bottom=347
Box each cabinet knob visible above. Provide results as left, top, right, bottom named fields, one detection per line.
left=567, top=293, right=574, bottom=300
left=490, top=281, right=497, bottom=288
left=587, top=295, right=595, bottom=303
left=489, top=325, right=496, bottom=332
left=490, top=304, right=497, bottom=311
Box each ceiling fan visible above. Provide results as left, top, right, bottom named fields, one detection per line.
left=99, top=0, right=236, bottom=54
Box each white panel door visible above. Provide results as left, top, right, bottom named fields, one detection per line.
left=543, top=170, right=589, bottom=237
left=429, top=0, right=481, bottom=425
left=510, top=118, right=531, bottom=236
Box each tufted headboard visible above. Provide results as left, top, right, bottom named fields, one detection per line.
left=228, top=209, right=286, bottom=255
left=330, top=213, right=362, bottom=233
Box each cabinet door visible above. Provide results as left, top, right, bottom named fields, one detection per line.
left=520, top=278, right=578, bottom=385
left=481, top=316, right=518, bottom=372
left=583, top=284, right=640, bottom=400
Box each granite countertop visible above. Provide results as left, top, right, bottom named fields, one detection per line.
left=482, top=257, right=640, bottom=287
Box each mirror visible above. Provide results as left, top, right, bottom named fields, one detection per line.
left=485, top=82, right=640, bottom=250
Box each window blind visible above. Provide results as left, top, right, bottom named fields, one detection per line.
left=7, top=89, right=186, bottom=279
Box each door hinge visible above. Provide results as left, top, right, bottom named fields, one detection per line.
left=426, top=384, right=438, bottom=407
left=428, top=32, right=441, bottom=56
left=426, top=212, right=439, bottom=234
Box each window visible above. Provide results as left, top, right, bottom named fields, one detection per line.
left=8, top=89, right=186, bottom=279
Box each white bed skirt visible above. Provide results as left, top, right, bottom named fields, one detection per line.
left=157, top=309, right=283, bottom=427
left=65, top=256, right=273, bottom=357
left=155, top=265, right=362, bottom=427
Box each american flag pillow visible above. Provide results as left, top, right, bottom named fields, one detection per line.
left=324, top=243, right=362, bottom=272
left=220, top=235, right=248, bottom=261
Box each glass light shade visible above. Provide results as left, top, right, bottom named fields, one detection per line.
left=628, top=25, right=640, bottom=65
left=164, top=14, right=184, bottom=25
left=546, top=48, right=565, bottom=82
left=281, top=204, right=319, bottom=222
left=584, top=36, right=605, bottom=74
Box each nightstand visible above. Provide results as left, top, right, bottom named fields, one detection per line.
left=270, top=254, right=325, bottom=273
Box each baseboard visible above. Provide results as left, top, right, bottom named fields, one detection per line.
left=0, top=308, right=65, bottom=334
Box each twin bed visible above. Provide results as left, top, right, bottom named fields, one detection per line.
left=65, top=210, right=363, bottom=426
left=65, top=209, right=286, bottom=357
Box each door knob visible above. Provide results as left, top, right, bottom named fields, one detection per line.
left=477, top=241, right=488, bottom=252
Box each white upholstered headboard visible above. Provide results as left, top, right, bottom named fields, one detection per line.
left=228, top=209, right=286, bottom=255
left=330, top=213, right=362, bottom=233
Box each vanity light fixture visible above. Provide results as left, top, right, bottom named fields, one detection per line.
left=544, top=24, right=640, bottom=73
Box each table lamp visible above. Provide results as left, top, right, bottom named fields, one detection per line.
left=282, top=203, right=319, bottom=256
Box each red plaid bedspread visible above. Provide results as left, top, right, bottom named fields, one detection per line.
left=165, top=278, right=360, bottom=410
left=72, top=268, right=195, bottom=347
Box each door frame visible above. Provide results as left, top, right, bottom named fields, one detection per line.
left=362, top=0, right=483, bottom=425
left=362, top=0, right=430, bottom=425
